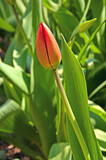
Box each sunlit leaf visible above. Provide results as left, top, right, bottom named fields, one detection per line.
left=49, top=143, right=72, bottom=160
left=30, top=0, right=56, bottom=156
left=94, top=129, right=106, bottom=152
left=61, top=34, right=103, bottom=160
left=88, top=100, right=106, bottom=122
left=0, top=62, right=30, bottom=95
left=0, top=17, right=15, bottom=32
left=43, top=0, right=61, bottom=12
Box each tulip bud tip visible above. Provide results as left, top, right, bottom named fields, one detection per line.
left=36, top=22, right=61, bottom=70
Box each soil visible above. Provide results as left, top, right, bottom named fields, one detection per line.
left=0, top=140, right=30, bottom=160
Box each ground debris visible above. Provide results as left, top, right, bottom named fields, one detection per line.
left=0, top=140, right=30, bottom=160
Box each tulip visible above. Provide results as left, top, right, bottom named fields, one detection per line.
left=36, top=22, right=61, bottom=69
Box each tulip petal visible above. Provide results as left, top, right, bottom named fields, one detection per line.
left=36, top=23, right=51, bottom=69
left=36, top=22, right=61, bottom=69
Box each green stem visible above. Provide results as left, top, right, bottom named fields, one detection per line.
left=69, top=32, right=77, bottom=41
left=12, top=5, right=33, bottom=57
left=69, top=0, right=91, bottom=42
left=78, top=18, right=106, bottom=61
left=53, top=69, right=91, bottom=160
left=80, top=0, right=91, bottom=24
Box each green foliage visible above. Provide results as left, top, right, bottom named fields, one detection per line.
left=94, top=129, right=106, bottom=152
left=78, top=19, right=106, bottom=62
left=0, top=16, right=15, bottom=32
left=61, top=34, right=102, bottom=160
left=78, top=18, right=97, bottom=33
left=53, top=7, right=78, bottom=41
left=0, top=61, right=30, bottom=95
left=0, top=0, right=105, bottom=159
left=89, top=100, right=106, bottom=122
left=0, top=100, right=42, bottom=159
left=30, top=0, right=56, bottom=157
left=49, top=143, right=72, bottom=160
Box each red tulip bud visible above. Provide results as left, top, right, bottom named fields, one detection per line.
left=36, top=22, right=61, bottom=69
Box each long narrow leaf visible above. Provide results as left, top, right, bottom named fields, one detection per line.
left=0, top=62, right=30, bottom=95
left=30, top=0, right=56, bottom=157
left=89, top=81, right=106, bottom=99
left=88, top=100, right=106, bottom=122
left=61, top=34, right=103, bottom=160
left=0, top=17, right=15, bottom=32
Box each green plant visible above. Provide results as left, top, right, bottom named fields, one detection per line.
left=0, top=0, right=105, bottom=159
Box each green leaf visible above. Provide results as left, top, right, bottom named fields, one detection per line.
left=12, top=33, right=28, bottom=71
left=5, top=0, right=13, bottom=5
left=15, top=0, right=26, bottom=15
left=56, top=87, right=67, bottom=142
left=0, top=62, right=30, bottom=95
left=0, top=99, right=41, bottom=149
left=3, top=38, right=23, bottom=103
left=43, top=0, right=61, bottom=12
left=89, top=81, right=106, bottom=99
left=56, top=89, right=61, bottom=135
left=90, top=0, right=103, bottom=22
left=3, top=79, right=22, bottom=104
left=13, top=44, right=28, bottom=71
left=89, top=0, right=105, bottom=48
left=30, top=0, right=56, bottom=157
left=90, top=111, right=106, bottom=132
left=32, top=0, right=43, bottom=52
left=22, top=0, right=32, bottom=39
left=78, top=19, right=106, bottom=61
left=12, top=34, right=28, bottom=72
left=73, top=0, right=85, bottom=17
left=94, top=129, right=106, bottom=152
left=4, top=38, right=16, bottom=65
left=12, top=1, right=32, bottom=71
left=0, top=99, right=43, bottom=159
left=67, top=0, right=91, bottom=42
left=0, top=16, right=15, bottom=32
left=4, top=2, right=32, bottom=71
left=79, top=33, right=101, bottom=54
left=53, top=7, right=78, bottom=41
left=61, top=34, right=103, bottom=160
left=48, top=143, right=72, bottom=160
left=88, top=100, right=106, bottom=122
left=78, top=18, right=97, bottom=33
left=0, top=77, right=3, bottom=85
left=0, top=0, right=13, bottom=19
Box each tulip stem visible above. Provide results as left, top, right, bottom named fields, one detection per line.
left=12, top=5, right=33, bottom=57
left=53, top=69, right=91, bottom=160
